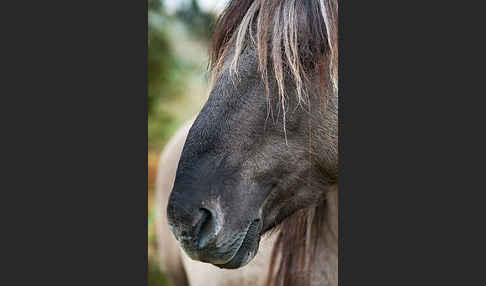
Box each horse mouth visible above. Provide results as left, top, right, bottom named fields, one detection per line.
left=215, top=219, right=262, bottom=269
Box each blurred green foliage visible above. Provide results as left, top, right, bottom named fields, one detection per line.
left=149, top=262, right=171, bottom=286
left=148, top=3, right=179, bottom=150
left=148, top=0, right=217, bottom=152
left=176, top=0, right=216, bottom=40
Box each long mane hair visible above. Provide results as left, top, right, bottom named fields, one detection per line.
left=210, top=0, right=337, bottom=104
left=208, top=1, right=338, bottom=285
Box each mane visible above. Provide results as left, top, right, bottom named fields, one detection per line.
left=265, top=202, right=328, bottom=286
left=210, top=0, right=338, bottom=104
left=208, top=1, right=338, bottom=285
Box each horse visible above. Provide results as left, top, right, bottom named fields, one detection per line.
left=159, top=0, right=338, bottom=285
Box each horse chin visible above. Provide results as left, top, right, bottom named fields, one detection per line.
left=215, top=219, right=262, bottom=269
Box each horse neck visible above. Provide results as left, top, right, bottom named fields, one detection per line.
left=324, top=186, right=338, bottom=242
left=308, top=186, right=338, bottom=286
left=312, top=186, right=339, bottom=286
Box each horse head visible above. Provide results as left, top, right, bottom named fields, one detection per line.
left=167, top=0, right=338, bottom=271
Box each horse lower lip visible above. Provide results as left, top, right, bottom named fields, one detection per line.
left=217, top=219, right=261, bottom=269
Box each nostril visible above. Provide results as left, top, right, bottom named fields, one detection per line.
left=194, top=208, right=216, bottom=249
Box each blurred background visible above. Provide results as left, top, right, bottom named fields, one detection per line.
left=148, top=0, right=227, bottom=285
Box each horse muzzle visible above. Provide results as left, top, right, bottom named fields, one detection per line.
left=167, top=197, right=262, bottom=268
